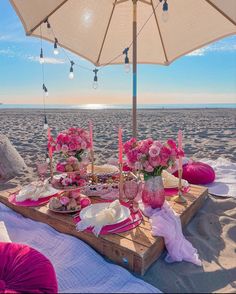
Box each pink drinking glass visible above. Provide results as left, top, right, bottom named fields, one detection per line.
left=36, top=162, right=48, bottom=182
left=123, top=179, right=141, bottom=212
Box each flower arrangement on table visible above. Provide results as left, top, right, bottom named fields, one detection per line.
left=48, top=127, right=91, bottom=189
left=123, top=137, right=184, bottom=208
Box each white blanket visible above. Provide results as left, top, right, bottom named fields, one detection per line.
left=0, top=221, right=11, bottom=242
left=201, top=157, right=236, bottom=198
left=0, top=203, right=159, bottom=294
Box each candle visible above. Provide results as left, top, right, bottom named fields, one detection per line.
left=118, top=127, right=123, bottom=165
left=178, top=130, right=183, bottom=169
left=89, top=120, right=93, bottom=150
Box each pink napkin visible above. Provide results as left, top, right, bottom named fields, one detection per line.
left=142, top=201, right=202, bottom=266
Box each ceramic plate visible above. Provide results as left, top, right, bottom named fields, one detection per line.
left=80, top=202, right=130, bottom=225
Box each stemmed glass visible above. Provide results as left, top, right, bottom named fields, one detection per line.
left=123, top=179, right=142, bottom=213
left=36, top=161, right=48, bottom=183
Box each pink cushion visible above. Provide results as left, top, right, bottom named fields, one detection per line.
left=0, top=242, right=58, bottom=293
left=174, top=162, right=215, bottom=185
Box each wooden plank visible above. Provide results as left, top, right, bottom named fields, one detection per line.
left=0, top=185, right=208, bottom=275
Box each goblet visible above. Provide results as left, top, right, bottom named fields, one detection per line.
left=36, top=161, right=48, bottom=183
left=123, top=179, right=141, bottom=212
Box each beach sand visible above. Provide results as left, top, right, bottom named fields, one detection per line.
left=0, top=108, right=235, bottom=293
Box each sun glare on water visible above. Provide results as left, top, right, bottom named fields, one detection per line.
left=75, top=104, right=108, bottom=110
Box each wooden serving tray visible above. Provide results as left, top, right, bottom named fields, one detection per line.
left=0, top=185, right=208, bottom=275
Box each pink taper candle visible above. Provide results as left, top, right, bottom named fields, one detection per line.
left=89, top=120, right=93, bottom=150
left=178, top=130, right=183, bottom=169
left=118, top=127, right=123, bottom=165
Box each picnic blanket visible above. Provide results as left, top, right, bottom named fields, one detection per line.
left=0, top=203, right=159, bottom=294
left=202, top=157, right=236, bottom=198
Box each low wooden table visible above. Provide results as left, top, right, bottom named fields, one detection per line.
left=0, top=185, right=208, bottom=275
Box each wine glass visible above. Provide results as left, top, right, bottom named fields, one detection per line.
left=123, top=179, right=141, bottom=212
left=36, top=161, right=48, bottom=183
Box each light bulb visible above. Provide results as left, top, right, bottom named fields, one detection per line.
left=69, top=71, right=74, bottom=80
left=162, top=10, right=169, bottom=22
left=53, top=48, right=59, bottom=55
left=93, top=81, right=98, bottom=89
left=44, top=123, right=48, bottom=130
left=39, top=57, right=44, bottom=64
left=125, top=63, right=131, bottom=73
left=45, top=91, right=49, bottom=97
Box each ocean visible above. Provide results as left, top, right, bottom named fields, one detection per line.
left=0, top=103, right=235, bottom=109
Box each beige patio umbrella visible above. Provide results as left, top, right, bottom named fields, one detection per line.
left=10, top=0, right=236, bottom=137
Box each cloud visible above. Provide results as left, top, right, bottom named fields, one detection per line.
left=187, top=37, right=236, bottom=57
left=0, top=34, right=12, bottom=41
left=27, top=56, right=66, bottom=64
left=0, top=48, right=15, bottom=57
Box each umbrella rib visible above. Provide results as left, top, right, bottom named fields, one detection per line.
left=150, top=0, right=169, bottom=64
left=96, top=0, right=118, bottom=66
left=204, top=0, right=236, bottom=26
left=27, top=0, right=69, bottom=35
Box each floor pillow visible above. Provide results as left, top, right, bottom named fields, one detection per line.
left=173, top=161, right=215, bottom=185
left=0, top=242, right=58, bottom=293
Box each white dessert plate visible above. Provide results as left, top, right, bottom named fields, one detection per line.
left=15, top=183, right=59, bottom=200
left=80, top=202, right=130, bottom=225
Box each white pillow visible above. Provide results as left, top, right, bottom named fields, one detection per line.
left=0, top=221, right=11, bottom=242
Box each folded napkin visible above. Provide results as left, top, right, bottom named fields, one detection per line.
left=15, top=181, right=51, bottom=202
left=76, top=200, right=122, bottom=236
left=162, top=170, right=189, bottom=189
left=142, top=201, right=202, bottom=266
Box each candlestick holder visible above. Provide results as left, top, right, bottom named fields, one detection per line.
left=172, top=168, right=187, bottom=204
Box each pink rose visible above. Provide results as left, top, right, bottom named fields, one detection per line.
left=56, top=163, right=66, bottom=172
left=149, top=146, right=161, bottom=157
left=149, top=156, right=161, bottom=167
left=167, top=139, right=177, bottom=149
left=81, top=141, right=87, bottom=149
left=67, top=156, right=78, bottom=165
left=61, top=144, right=69, bottom=153
left=60, top=196, right=70, bottom=206
left=68, top=143, right=76, bottom=151
left=145, top=164, right=154, bottom=173
left=56, top=144, right=61, bottom=152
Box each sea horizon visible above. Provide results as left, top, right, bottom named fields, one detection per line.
left=0, top=103, right=236, bottom=110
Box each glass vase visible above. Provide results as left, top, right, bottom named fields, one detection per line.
left=141, top=175, right=165, bottom=209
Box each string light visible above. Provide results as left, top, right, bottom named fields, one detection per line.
left=44, top=19, right=52, bottom=36
left=162, top=0, right=169, bottom=22
left=43, top=114, right=48, bottom=130
left=53, top=38, right=59, bottom=55
left=39, top=48, right=44, bottom=64
left=93, top=69, right=98, bottom=89
left=42, top=83, right=49, bottom=97
left=69, top=61, right=75, bottom=79
left=123, top=47, right=130, bottom=73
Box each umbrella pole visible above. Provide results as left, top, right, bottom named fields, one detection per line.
left=132, top=0, right=137, bottom=138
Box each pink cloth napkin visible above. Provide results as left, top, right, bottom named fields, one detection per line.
left=142, top=201, right=202, bottom=266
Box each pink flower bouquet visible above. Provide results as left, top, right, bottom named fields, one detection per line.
left=123, top=138, right=184, bottom=178
left=54, top=127, right=91, bottom=161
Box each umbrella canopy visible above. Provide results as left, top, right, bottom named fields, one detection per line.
left=10, top=0, right=236, bottom=135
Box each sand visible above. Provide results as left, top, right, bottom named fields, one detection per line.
left=0, top=108, right=236, bottom=293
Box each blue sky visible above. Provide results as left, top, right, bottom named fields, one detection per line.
left=0, top=0, right=236, bottom=105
